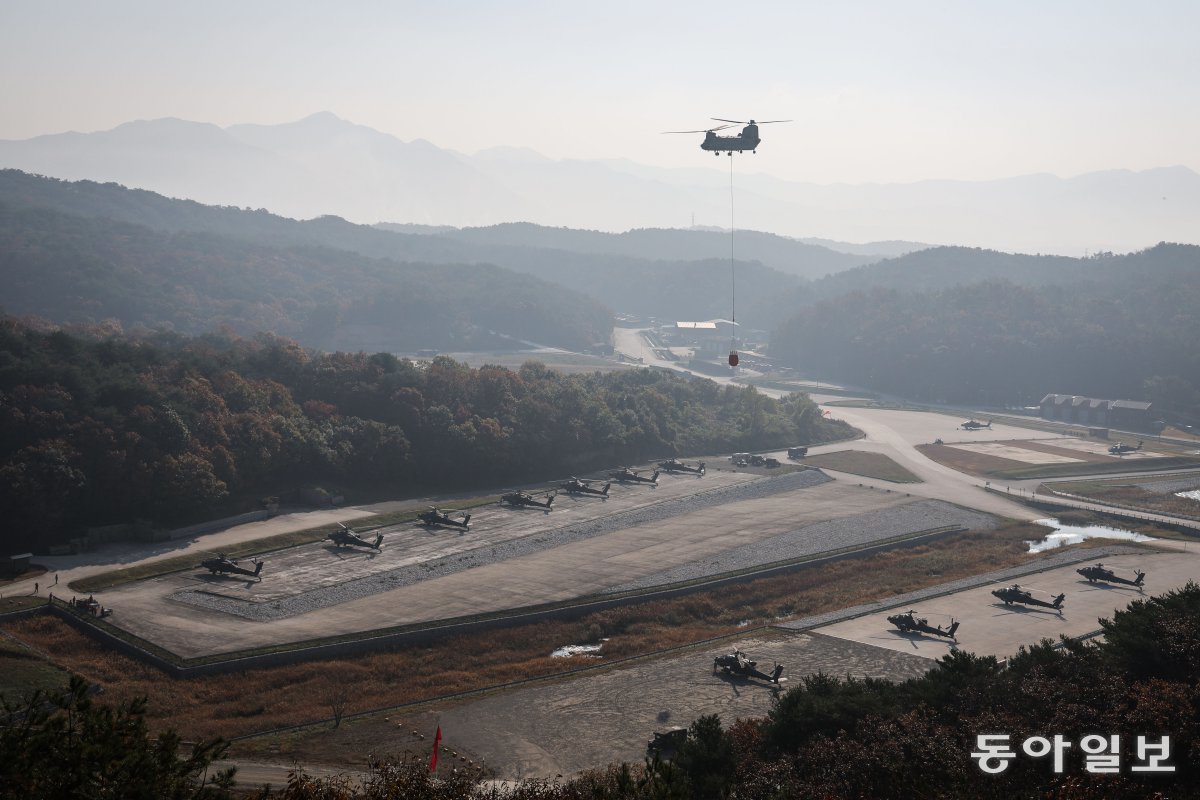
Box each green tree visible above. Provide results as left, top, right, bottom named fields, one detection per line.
left=0, top=675, right=235, bottom=799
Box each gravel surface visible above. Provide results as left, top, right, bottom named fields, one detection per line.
left=604, top=499, right=999, bottom=594
left=777, top=543, right=1143, bottom=632
left=173, top=469, right=834, bottom=621
left=1136, top=476, right=1200, bottom=495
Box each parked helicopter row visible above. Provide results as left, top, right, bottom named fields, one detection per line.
left=886, top=565, right=1147, bottom=640
left=195, top=461, right=711, bottom=577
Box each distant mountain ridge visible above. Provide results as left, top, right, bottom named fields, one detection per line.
left=0, top=170, right=852, bottom=329
left=0, top=175, right=614, bottom=352
left=3, top=112, right=1198, bottom=254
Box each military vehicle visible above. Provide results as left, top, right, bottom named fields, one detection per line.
left=558, top=477, right=611, bottom=498
left=500, top=490, right=556, bottom=510
left=886, top=609, right=960, bottom=640
left=991, top=584, right=1065, bottom=611
left=418, top=507, right=471, bottom=530
left=647, top=728, right=688, bottom=758
left=787, top=446, right=808, bottom=459
left=659, top=458, right=706, bottom=475
left=1108, top=440, right=1143, bottom=455
left=199, top=554, right=263, bottom=580
left=712, top=648, right=784, bottom=683
left=327, top=523, right=384, bottom=550
left=609, top=467, right=659, bottom=485
left=664, top=118, right=791, bottom=156
left=961, top=419, right=992, bottom=430
left=1077, top=563, right=1145, bottom=589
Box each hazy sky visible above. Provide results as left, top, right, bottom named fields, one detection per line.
left=3, top=1, right=1199, bottom=184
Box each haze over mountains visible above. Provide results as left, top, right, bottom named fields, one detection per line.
left=3, top=112, right=1198, bottom=256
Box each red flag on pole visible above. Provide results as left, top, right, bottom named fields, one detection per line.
left=430, top=725, right=442, bottom=772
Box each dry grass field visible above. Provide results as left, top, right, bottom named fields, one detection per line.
left=801, top=451, right=922, bottom=483
left=1043, top=482, right=1200, bottom=521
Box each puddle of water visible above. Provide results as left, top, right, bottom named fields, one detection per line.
left=550, top=643, right=603, bottom=658
left=1027, top=518, right=1154, bottom=553
left=1176, top=489, right=1200, bottom=502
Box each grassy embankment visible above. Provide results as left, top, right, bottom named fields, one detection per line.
left=0, top=517, right=1138, bottom=762
left=1039, top=478, right=1200, bottom=520
left=917, top=443, right=1200, bottom=481
left=801, top=451, right=922, bottom=483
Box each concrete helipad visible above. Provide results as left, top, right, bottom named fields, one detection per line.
left=1043, top=438, right=1164, bottom=459
left=945, top=441, right=1084, bottom=464
left=811, top=547, right=1198, bottom=662
left=95, top=468, right=972, bottom=659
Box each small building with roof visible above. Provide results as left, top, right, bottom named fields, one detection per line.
left=1039, top=394, right=1158, bottom=432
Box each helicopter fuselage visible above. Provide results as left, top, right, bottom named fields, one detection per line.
left=702, top=125, right=760, bottom=153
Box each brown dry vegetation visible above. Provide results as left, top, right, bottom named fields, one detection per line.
left=1045, top=481, right=1200, bottom=520
left=0, top=520, right=1053, bottom=761
left=914, top=442, right=1029, bottom=476
left=801, top=450, right=922, bottom=483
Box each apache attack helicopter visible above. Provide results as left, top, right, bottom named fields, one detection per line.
left=1108, top=440, right=1144, bottom=455
left=608, top=467, right=660, bottom=485
left=664, top=118, right=791, bottom=156
left=500, top=490, right=556, bottom=510
left=991, top=584, right=1065, bottom=612
left=327, top=522, right=384, bottom=550
left=713, top=648, right=784, bottom=684
left=199, top=554, right=264, bottom=580
left=659, top=458, right=706, bottom=475
left=960, top=419, right=992, bottom=431
left=557, top=477, right=611, bottom=498
left=886, top=610, right=960, bottom=641
left=1077, top=563, right=1145, bottom=589
left=418, top=507, right=472, bottom=530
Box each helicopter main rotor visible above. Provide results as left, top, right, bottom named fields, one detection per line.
left=711, top=118, right=792, bottom=125
left=662, top=124, right=734, bottom=134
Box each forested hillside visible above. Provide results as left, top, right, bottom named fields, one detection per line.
left=0, top=200, right=613, bottom=352
left=0, top=320, right=849, bottom=551
left=384, top=221, right=875, bottom=279
left=0, top=171, right=835, bottom=330
left=771, top=244, right=1200, bottom=419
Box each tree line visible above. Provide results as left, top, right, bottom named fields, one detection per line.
left=0, top=319, right=849, bottom=552
left=0, top=196, right=614, bottom=354
left=771, top=244, right=1200, bottom=421
left=6, top=583, right=1197, bottom=798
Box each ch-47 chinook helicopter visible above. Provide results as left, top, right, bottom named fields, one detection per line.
left=887, top=610, right=960, bottom=641
left=991, top=584, right=1065, bottom=612
left=659, top=458, right=706, bottom=475
left=664, top=118, right=791, bottom=156
left=609, top=467, right=659, bottom=485
left=1108, top=440, right=1144, bottom=455
left=500, top=490, right=556, bottom=510
left=1077, top=563, right=1146, bottom=590
left=713, top=648, right=784, bottom=684
left=960, top=419, right=992, bottom=431
left=199, top=554, right=264, bottom=580
left=558, top=477, right=611, bottom=498
left=327, top=522, right=384, bottom=550
left=418, top=507, right=471, bottom=531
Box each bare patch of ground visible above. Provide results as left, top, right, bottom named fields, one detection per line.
left=801, top=450, right=922, bottom=483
